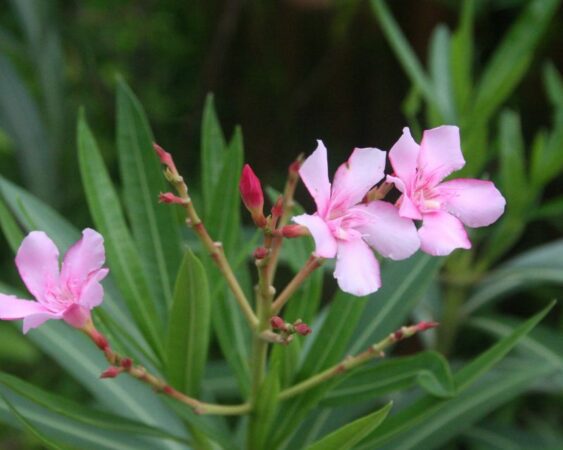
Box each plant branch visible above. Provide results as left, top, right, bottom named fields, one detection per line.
left=271, top=255, right=323, bottom=314
left=82, top=321, right=250, bottom=416
left=278, top=321, right=438, bottom=401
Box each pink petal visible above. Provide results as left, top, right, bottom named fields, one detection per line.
left=419, top=211, right=471, bottom=256
left=389, top=127, right=419, bottom=189
left=436, top=179, right=506, bottom=228
left=418, top=126, right=465, bottom=185
left=386, top=175, right=422, bottom=220
left=334, top=239, right=381, bottom=296
left=0, top=294, right=49, bottom=319
left=15, top=232, right=60, bottom=303
left=61, top=229, right=106, bottom=289
left=299, top=140, right=332, bottom=217
left=330, top=147, right=386, bottom=212
left=354, top=201, right=420, bottom=260
left=78, top=268, right=109, bottom=309
left=63, top=304, right=91, bottom=328
left=293, top=214, right=337, bottom=258
left=23, top=312, right=59, bottom=334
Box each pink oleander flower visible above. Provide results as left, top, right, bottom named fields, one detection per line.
left=387, top=126, right=506, bottom=256
left=293, top=140, right=420, bottom=296
left=0, top=229, right=108, bottom=333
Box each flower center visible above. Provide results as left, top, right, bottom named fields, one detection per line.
left=43, top=284, right=76, bottom=314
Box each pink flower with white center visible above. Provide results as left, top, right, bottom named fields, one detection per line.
left=387, top=126, right=506, bottom=256
left=0, top=229, right=108, bottom=333
left=293, top=140, right=420, bottom=296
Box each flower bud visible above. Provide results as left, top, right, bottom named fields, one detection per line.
left=153, top=143, right=178, bottom=174
left=120, top=358, right=133, bottom=370
left=271, top=196, right=283, bottom=221
left=270, top=316, right=286, bottom=331
left=416, top=321, right=439, bottom=332
left=239, top=164, right=267, bottom=227
left=281, top=225, right=308, bottom=238
left=254, top=247, right=269, bottom=260
left=100, top=366, right=122, bottom=379
left=159, top=192, right=185, bottom=205
left=294, top=322, right=312, bottom=336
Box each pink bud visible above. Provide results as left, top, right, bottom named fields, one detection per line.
left=270, top=316, right=286, bottom=330
left=239, top=164, right=266, bottom=227
left=159, top=192, right=185, bottom=205
left=120, top=358, right=133, bottom=370
left=289, top=159, right=302, bottom=174
left=153, top=143, right=178, bottom=174
left=281, top=225, right=308, bottom=238
left=294, top=322, right=312, bottom=336
left=100, top=366, right=122, bottom=379
left=416, top=321, right=439, bottom=332
left=254, top=247, right=268, bottom=260
left=271, top=196, right=283, bottom=220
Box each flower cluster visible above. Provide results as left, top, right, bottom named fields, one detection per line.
left=289, top=126, right=505, bottom=296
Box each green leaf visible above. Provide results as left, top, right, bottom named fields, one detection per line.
left=0, top=54, right=56, bottom=201
left=357, top=302, right=555, bottom=448
left=370, top=0, right=435, bottom=109
left=0, top=193, right=24, bottom=250
left=201, top=93, right=227, bottom=212
left=247, top=366, right=281, bottom=450
left=543, top=62, right=563, bottom=109
left=116, top=78, right=183, bottom=315
left=427, top=24, right=456, bottom=124
left=322, top=351, right=455, bottom=407
left=450, top=0, right=475, bottom=114
left=470, top=0, right=560, bottom=126
left=498, top=110, right=527, bottom=209
left=0, top=392, right=63, bottom=450
left=470, top=316, right=563, bottom=370
left=464, top=240, right=563, bottom=315
left=0, top=372, right=190, bottom=446
left=307, top=402, right=392, bottom=450
left=349, top=254, right=443, bottom=354
left=165, top=249, right=211, bottom=396
left=77, top=112, right=163, bottom=356
left=365, top=362, right=554, bottom=450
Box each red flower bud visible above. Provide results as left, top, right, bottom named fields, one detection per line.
left=281, top=225, right=308, bottom=238
left=254, top=247, right=268, bottom=260
left=416, top=321, right=439, bottom=332
left=239, top=164, right=266, bottom=227
left=271, top=196, right=283, bottom=221
left=153, top=143, right=178, bottom=174
left=120, top=358, right=133, bottom=370
left=100, top=366, right=122, bottom=379
left=289, top=159, right=302, bottom=174
left=159, top=192, right=185, bottom=205
left=294, top=322, right=312, bottom=336
left=270, top=316, right=286, bottom=330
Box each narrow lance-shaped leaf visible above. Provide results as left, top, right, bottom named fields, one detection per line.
left=247, top=365, right=281, bottom=450
left=165, top=250, right=211, bottom=396
left=321, top=351, right=455, bottom=407
left=77, top=111, right=163, bottom=357
left=307, top=402, right=393, bottom=450
left=357, top=302, right=555, bottom=448
left=116, top=78, right=183, bottom=316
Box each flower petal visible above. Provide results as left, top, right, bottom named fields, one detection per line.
left=419, top=211, right=471, bottom=256
left=23, top=312, right=59, bottom=334
left=78, top=268, right=109, bottom=309
left=354, top=201, right=420, bottom=260
left=437, top=179, right=506, bottom=227
left=330, top=147, right=386, bottom=212
left=419, top=126, right=465, bottom=184
left=293, top=214, right=337, bottom=258
left=389, top=127, right=419, bottom=189
left=61, top=228, right=106, bottom=289
left=334, top=239, right=381, bottom=296
left=15, top=231, right=60, bottom=303
left=0, top=294, right=49, bottom=319
left=299, top=140, right=332, bottom=217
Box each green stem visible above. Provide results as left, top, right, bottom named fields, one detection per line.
left=278, top=322, right=432, bottom=400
